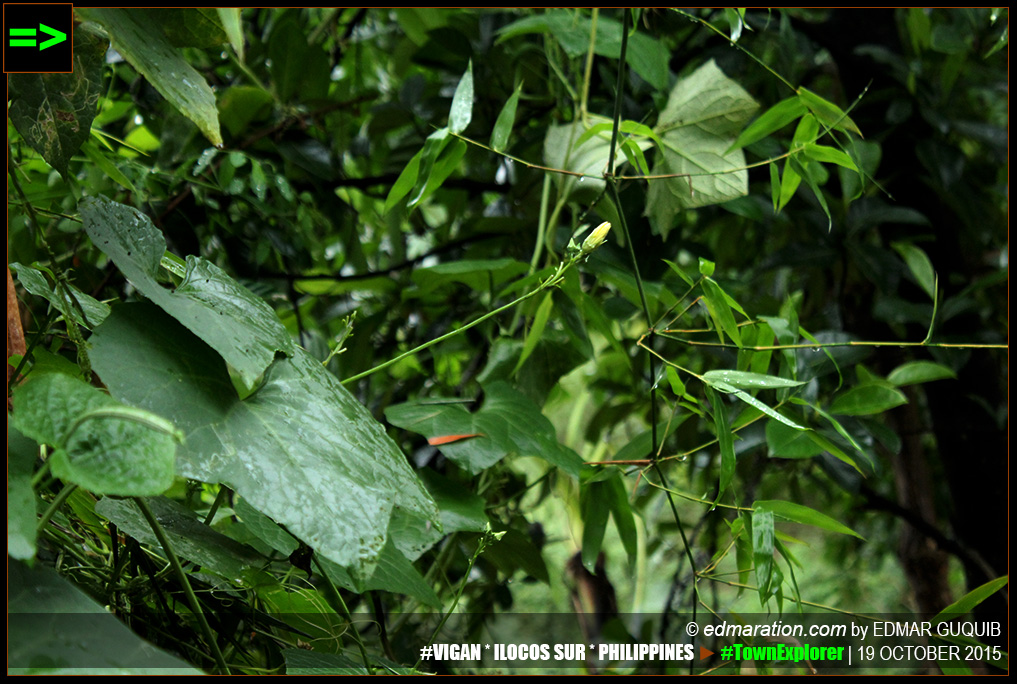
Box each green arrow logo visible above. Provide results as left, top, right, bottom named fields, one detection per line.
left=8, top=23, right=67, bottom=51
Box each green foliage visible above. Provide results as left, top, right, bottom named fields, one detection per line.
left=8, top=8, right=1006, bottom=675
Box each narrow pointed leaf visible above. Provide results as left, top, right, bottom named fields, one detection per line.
left=449, top=61, right=474, bottom=135
left=754, top=499, right=864, bottom=539
left=703, top=370, right=805, bottom=390
left=491, top=83, right=522, bottom=151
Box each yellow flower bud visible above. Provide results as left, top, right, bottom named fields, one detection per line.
left=581, top=221, right=612, bottom=254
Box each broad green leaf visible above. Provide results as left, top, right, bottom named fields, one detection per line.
left=384, top=148, right=423, bottom=214
left=11, top=262, right=110, bottom=329
left=8, top=426, right=38, bottom=560
left=449, top=60, right=474, bottom=134
left=754, top=500, right=864, bottom=539
left=233, top=496, right=299, bottom=556
left=77, top=9, right=222, bottom=146
left=11, top=373, right=179, bottom=496
left=797, top=87, right=862, bottom=137
left=702, top=277, right=741, bottom=346
left=491, top=83, right=522, bottom=152
left=497, top=12, right=667, bottom=89
left=933, top=576, right=1009, bottom=622
left=7, top=26, right=107, bottom=176
left=892, top=241, right=937, bottom=299
left=419, top=469, right=489, bottom=534
left=730, top=97, right=807, bottom=151
left=581, top=478, right=611, bottom=572
left=829, top=385, right=908, bottom=416
left=479, top=525, right=549, bottom=583
left=888, top=360, right=957, bottom=386
left=515, top=292, right=554, bottom=374
left=752, top=509, right=775, bottom=604
left=319, top=539, right=441, bottom=608
left=412, top=258, right=528, bottom=295
left=707, top=386, right=736, bottom=499
left=139, top=9, right=227, bottom=47
left=698, top=257, right=716, bottom=277
left=703, top=370, right=806, bottom=390
left=217, top=8, right=244, bottom=60
left=90, top=304, right=440, bottom=578
left=605, top=473, right=638, bottom=564
left=646, top=60, right=759, bottom=238
left=544, top=115, right=653, bottom=199
left=267, top=16, right=330, bottom=102
left=81, top=195, right=295, bottom=388
left=96, top=496, right=263, bottom=581
left=218, top=85, right=274, bottom=137
left=386, top=381, right=583, bottom=477
left=9, top=561, right=202, bottom=674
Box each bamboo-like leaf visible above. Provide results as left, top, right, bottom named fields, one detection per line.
left=703, top=370, right=805, bottom=390
left=797, top=87, right=863, bottom=137
left=490, top=83, right=522, bottom=152
left=707, top=386, right=736, bottom=499
left=754, top=500, right=864, bottom=539
left=887, top=360, right=957, bottom=386
left=730, top=97, right=807, bottom=151
left=514, top=292, right=554, bottom=374
left=752, top=509, right=775, bottom=604
left=933, top=576, right=1009, bottom=622
left=449, top=61, right=474, bottom=135
left=892, top=241, right=937, bottom=300
left=803, top=143, right=859, bottom=171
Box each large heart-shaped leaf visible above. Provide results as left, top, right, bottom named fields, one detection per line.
left=386, top=381, right=583, bottom=477
left=646, top=60, right=759, bottom=238
left=11, top=372, right=179, bottom=496
left=81, top=195, right=294, bottom=388
left=90, top=304, right=440, bottom=577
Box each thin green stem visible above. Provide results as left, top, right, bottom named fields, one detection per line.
left=416, top=526, right=503, bottom=672
left=655, top=335, right=1008, bottom=351
left=343, top=257, right=577, bottom=385
left=673, top=9, right=795, bottom=92
left=203, top=485, right=230, bottom=526
left=528, top=174, right=552, bottom=275
left=312, top=555, right=374, bottom=674
left=36, top=482, right=78, bottom=533
left=135, top=497, right=230, bottom=674
left=579, top=8, right=598, bottom=125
